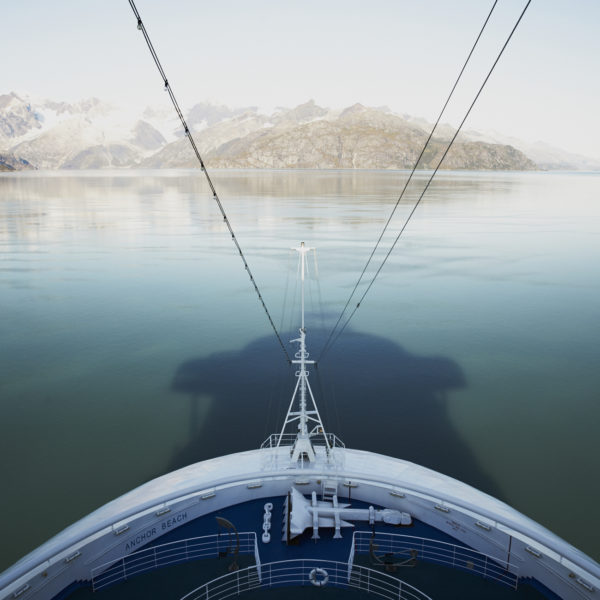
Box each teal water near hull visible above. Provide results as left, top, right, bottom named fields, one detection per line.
left=0, top=169, right=598, bottom=572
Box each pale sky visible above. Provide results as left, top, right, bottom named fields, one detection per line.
left=4, top=0, right=600, bottom=159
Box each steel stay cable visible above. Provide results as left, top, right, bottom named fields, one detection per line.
left=319, top=0, right=498, bottom=361
left=319, top=0, right=532, bottom=363
left=313, top=250, right=326, bottom=332
left=279, top=250, right=293, bottom=332
left=128, top=0, right=291, bottom=363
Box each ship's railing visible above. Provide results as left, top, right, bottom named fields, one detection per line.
left=353, top=531, right=519, bottom=589
left=348, top=531, right=356, bottom=581
left=253, top=533, right=262, bottom=583
left=260, top=432, right=345, bottom=449
left=180, top=559, right=433, bottom=600
left=91, top=532, right=257, bottom=592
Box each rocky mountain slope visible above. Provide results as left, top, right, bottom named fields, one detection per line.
left=0, top=152, right=33, bottom=171
left=204, top=103, right=535, bottom=170
left=0, top=92, right=594, bottom=171
left=461, top=128, right=600, bottom=171
left=140, top=101, right=535, bottom=171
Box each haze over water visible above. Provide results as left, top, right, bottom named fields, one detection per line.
left=0, top=169, right=598, bottom=571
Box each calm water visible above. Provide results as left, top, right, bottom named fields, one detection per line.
left=0, top=169, right=599, bottom=572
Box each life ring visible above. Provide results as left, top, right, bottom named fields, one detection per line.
left=309, top=567, right=329, bottom=587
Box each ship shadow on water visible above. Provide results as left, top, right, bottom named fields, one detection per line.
left=168, top=328, right=504, bottom=501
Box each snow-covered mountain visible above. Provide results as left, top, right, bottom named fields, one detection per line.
left=1, top=92, right=596, bottom=171
left=0, top=92, right=176, bottom=169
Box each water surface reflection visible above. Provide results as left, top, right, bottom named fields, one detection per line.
left=169, top=328, right=503, bottom=500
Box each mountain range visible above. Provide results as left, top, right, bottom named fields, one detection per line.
left=1, top=92, right=597, bottom=172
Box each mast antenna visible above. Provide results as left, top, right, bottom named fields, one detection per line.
left=277, top=243, right=330, bottom=463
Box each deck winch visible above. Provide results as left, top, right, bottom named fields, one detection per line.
left=284, top=487, right=411, bottom=541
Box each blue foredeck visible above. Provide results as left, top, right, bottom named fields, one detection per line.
left=59, top=494, right=556, bottom=600
left=144, top=495, right=456, bottom=563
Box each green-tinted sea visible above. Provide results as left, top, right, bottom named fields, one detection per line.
left=1, top=169, right=598, bottom=571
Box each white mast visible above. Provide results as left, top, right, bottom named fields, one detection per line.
left=277, top=242, right=331, bottom=463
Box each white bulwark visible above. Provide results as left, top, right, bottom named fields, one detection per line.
left=0, top=446, right=599, bottom=600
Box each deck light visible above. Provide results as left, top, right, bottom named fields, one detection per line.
left=64, top=551, right=81, bottom=564
left=13, top=584, right=30, bottom=598
left=113, top=524, right=129, bottom=536
left=576, top=578, right=595, bottom=592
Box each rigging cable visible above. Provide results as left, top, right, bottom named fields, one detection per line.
left=313, top=250, right=327, bottom=332
left=279, top=250, right=294, bottom=332
left=318, top=0, right=498, bottom=361
left=318, top=0, right=532, bottom=363
left=128, top=0, right=291, bottom=364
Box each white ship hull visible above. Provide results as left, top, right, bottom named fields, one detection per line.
left=1, top=446, right=598, bottom=600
